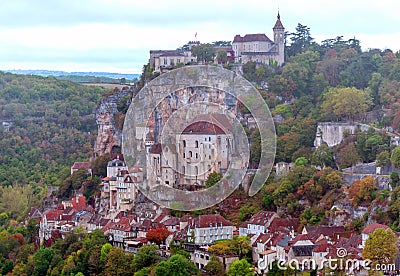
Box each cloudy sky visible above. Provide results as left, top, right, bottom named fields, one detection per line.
left=0, top=0, right=399, bottom=74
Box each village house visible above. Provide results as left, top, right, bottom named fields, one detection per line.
left=361, top=223, right=389, bottom=248
left=186, top=214, right=234, bottom=245
left=239, top=211, right=279, bottom=236
left=149, top=41, right=199, bottom=73
left=70, top=161, right=92, bottom=176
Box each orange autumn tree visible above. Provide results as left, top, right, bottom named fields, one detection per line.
left=146, top=228, right=171, bottom=245
left=348, top=176, right=378, bottom=206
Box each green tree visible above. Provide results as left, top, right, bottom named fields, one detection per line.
left=91, top=154, right=110, bottom=177
left=234, top=236, right=252, bottom=259
left=311, top=143, right=334, bottom=169
left=100, top=243, right=112, bottom=270
left=33, top=247, right=54, bottom=276
left=391, top=171, right=400, bottom=188
left=287, top=23, right=314, bottom=57
left=132, top=244, right=159, bottom=272
left=155, top=254, right=199, bottom=276
left=205, top=171, right=223, bottom=188
left=191, top=44, right=216, bottom=63
left=203, top=255, right=225, bottom=276
left=363, top=228, right=398, bottom=269
left=321, top=86, right=372, bottom=121
left=216, top=49, right=228, bottom=64
left=376, top=150, right=390, bottom=167
left=104, top=247, right=133, bottom=276
left=226, top=259, right=253, bottom=276
left=391, top=146, right=400, bottom=169
left=294, top=157, right=308, bottom=166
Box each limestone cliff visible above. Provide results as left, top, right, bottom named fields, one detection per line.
left=94, top=88, right=132, bottom=157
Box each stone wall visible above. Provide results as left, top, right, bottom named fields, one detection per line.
left=314, top=122, right=370, bottom=148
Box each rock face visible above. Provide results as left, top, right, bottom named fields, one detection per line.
left=314, top=122, right=370, bottom=148
left=94, top=88, right=132, bottom=157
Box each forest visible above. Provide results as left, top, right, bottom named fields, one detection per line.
left=0, top=72, right=109, bottom=220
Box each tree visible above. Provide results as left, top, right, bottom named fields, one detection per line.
left=376, top=150, right=390, bottom=167
left=216, top=49, right=228, bottom=64
left=26, top=218, right=39, bottom=243
left=294, top=157, right=308, bottom=166
left=226, top=259, right=253, bottom=276
left=104, top=247, right=133, bottom=276
left=91, top=154, right=110, bottom=177
left=33, top=247, right=54, bottom=276
left=363, top=228, right=398, bottom=269
left=311, top=143, right=334, bottom=169
left=203, top=255, right=225, bottom=276
left=287, top=23, right=314, bottom=57
left=132, top=244, right=159, bottom=272
left=146, top=228, right=170, bottom=245
left=391, top=171, right=399, bottom=188
left=337, top=143, right=360, bottom=169
left=100, top=243, right=112, bottom=270
left=155, top=254, right=199, bottom=276
left=205, top=171, right=223, bottom=188
left=191, top=44, right=216, bottom=63
left=234, top=236, right=252, bottom=259
left=321, top=86, right=372, bottom=121
left=391, top=146, right=400, bottom=169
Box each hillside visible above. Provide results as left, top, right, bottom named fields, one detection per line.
left=4, top=69, right=140, bottom=84
left=0, top=71, right=109, bottom=195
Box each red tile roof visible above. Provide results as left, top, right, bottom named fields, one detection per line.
left=72, top=196, right=87, bottom=212
left=149, top=143, right=162, bottom=154
left=189, top=214, right=233, bottom=228
left=72, top=162, right=91, bottom=170
left=313, top=242, right=328, bottom=253
left=247, top=211, right=278, bottom=227
left=44, top=210, right=63, bottom=221
left=362, top=223, right=389, bottom=234
left=233, top=34, right=272, bottom=43
left=182, top=114, right=232, bottom=135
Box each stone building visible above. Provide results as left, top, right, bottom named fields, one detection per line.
left=232, top=13, right=285, bottom=65
left=149, top=41, right=199, bottom=73
left=176, top=114, right=232, bottom=187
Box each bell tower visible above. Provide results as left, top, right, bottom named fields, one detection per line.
left=273, top=12, right=285, bottom=65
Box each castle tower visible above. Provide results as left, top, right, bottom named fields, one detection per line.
left=273, top=12, right=285, bottom=65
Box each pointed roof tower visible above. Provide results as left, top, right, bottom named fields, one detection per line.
left=273, top=12, right=285, bottom=30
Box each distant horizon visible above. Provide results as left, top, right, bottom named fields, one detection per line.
left=1, top=0, right=399, bottom=73
left=3, top=69, right=140, bottom=78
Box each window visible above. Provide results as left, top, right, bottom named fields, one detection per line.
left=163, top=58, right=167, bottom=65
left=195, top=141, right=199, bottom=148
left=183, top=152, right=186, bottom=158
left=170, top=58, right=174, bottom=64
left=195, top=153, right=198, bottom=159
left=189, top=151, right=192, bottom=158
left=177, top=58, right=181, bottom=63
left=183, top=140, right=186, bottom=147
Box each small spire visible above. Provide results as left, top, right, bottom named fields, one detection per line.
left=277, top=11, right=280, bottom=20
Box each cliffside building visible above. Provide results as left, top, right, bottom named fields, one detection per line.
left=232, top=13, right=285, bottom=65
